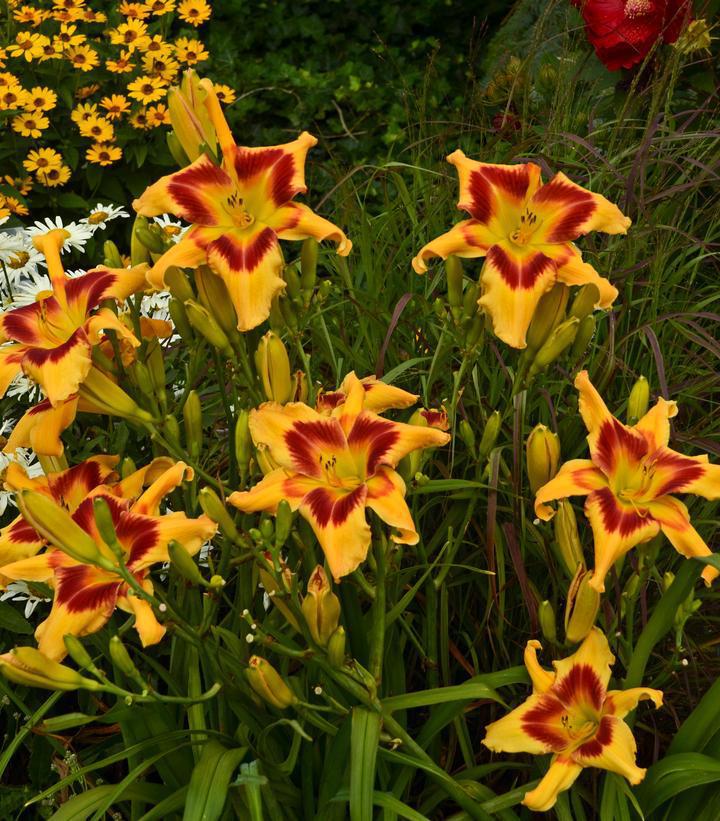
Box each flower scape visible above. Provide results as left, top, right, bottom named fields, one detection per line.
left=0, top=2, right=717, bottom=817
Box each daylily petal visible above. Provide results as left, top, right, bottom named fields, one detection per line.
left=528, top=172, right=631, bottom=244
left=646, top=448, right=720, bottom=501
left=645, top=495, right=719, bottom=586
left=551, top=627, right=614, bottom=701
left=572, top=715, right=646, bottom=784
left=200, top=224, right=285, bottom=331
left=65, top=266, right=148, bottom=316
left=548, top=244, right=618, bottom=308
left=0, top=344, right=26, bottom=397
left=522, top=756, right=583, bottom=813
left=146, top=234, right=207, bottom=290
left=4, top=396, right=78, bottom=457
left=47, top=455, right=120, bottom=512
left=331, top=372, right=367, bottom=436
left=21, top=328, right=92, bottom=406
left=299, top=483, right=371, bottom=580
left=634, top=397, right=678, bottom=451
left=365, top=466, right=418, bottom=544
left=535, top=459, right=608, bottom=520
left=112, top=456, right=176, bottom=501
left=229, top=469, right=319, bottom=515
left=0, top=301, right=51, bottom=346
left=0, top=516, right=44, bottom=570
left=351, top=373, right=418, bottom=414
left=483, top=692, right=569, bottom=756
left=604, top=687, right=663, bottom=719
left=411, top=218, right=496, bottom=273
left=347, top=411, right=450, bottom=473
left=524, top=639, right=555, bottom=694
left=132, top=152, right=234, bottom=225
left=85, top=307, right=140, bottom=349
left=448, top=151, right=542, bottom=233
left=118, top=586, right=165, bottom=647
left=0, top=551, right=56, bottom=583
left=127, top=511, right=217, bottom=570
left=477, top=242, right=557, bottom=349
left=132, top=461, right=193, bottom=515
left=265, top=201, right=352, bottom=255
left=585, top=488, right=661, bottom=592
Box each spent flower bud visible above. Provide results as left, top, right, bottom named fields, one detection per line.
left=302, top=566, right=341, bottom=646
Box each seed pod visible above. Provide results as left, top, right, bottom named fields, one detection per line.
left=245, top=656, right=297, bottom=709
left=627, top=376, right=650, bottom=425
left=564, top=568, right=600, bottom=644
left=526, top=284, right=569, bottom=354
left=255, top=332, right=292, bottom=403
left=302, top=566, right=341, bottom=646
left=526, top=424, right=561, bottom=495
left=538, top=600, right=557, bottom=644
left=569, top=283, right=600, bottom=320
left=327, top=626, right=347, bottom=667
left=478, top=411, right=501, bottom=459
left=553, top=499, right=585, bottom=576
left=199, top=487, right=240, bottom=542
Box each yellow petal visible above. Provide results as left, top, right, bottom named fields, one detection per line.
left=4, top=397, right=78, bottom=457
left=634, top=397, right=677, bottom=451
left=524, top=639, right=555, bottom=694
left=365, top=466, right=418, bottom=544
left=146, top=235, right=207, bottom=290
left=522, top=755, right=583, bottom=813
left=266, top=201, right=351, bottom=255
left=605, top=687, right=663, bottom=719
left=535, top=459, right=607, bottom=520
left=572, top=715, right=646, bottom=784
left=21, top=330, right=92, bottom=406
left=412, top=218, right=495, bottom=273
left=551, top=627, right=614, bottom=697
left=483, top=692, right=569, bottom=756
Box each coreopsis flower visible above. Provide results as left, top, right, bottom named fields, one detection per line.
left=144, top=53, right=180, bottom=82
left=12, top=112, right=49, bottom=138
left=86, top=143, right=122, bottom=165
left=119, top=0, right=151, bottom=18
left=75, top=84, right=100, bottom=102
left=127, top=74, right=168, bottom=104
left=133, top=80, right=352, bottom=331
left=574, top=0, right=692, bottom=71
left=8, top=32, right=48, bottom=62
left=13, top=5, right=48, bottom=26
left=100, top=94, right=131, bottom=119
left=36, top=165, right=71, bottom=187
left=177, top=0, right=211, bottom=26
left=0, top=84, right=27, bottom=110
left=38, top=40, right=63, bottom=61
left=146, top=103, right=170, bottom=127
left=0, top=461, right=217, bottom=660
left=1, top=196, right=28, bottom=217
left=535, top=371, right=720, bottom=592
left=213, top=84, right=236, bottom=104
left=0, top=229, right=147, bottom=406
left=109, top=19, right=150, bottom=51
left=66, top=44, right=99, bottom=71
left=229, top=373, right=450, bottom=579
left=106, top=51, right=135, bottom=73
left=145, top=0, right=175, bottom=13
left=129, top=109, right=150, bottom=129
left=174, top=37, right=209, bottom=64
left=24, top=86, right=57, bottom=112
left=483, top=629, right=662, bottom=812
left=53, top=23, right=86, bottom=51
left=412, top=154, right=630, bottom=349
left=81, top=7, right=105, bottom=22
left=79, top=116, right=114, bottom=142
left=70, top=101, right=97, bottom=124
left=145, top=34, right=173, bottom=56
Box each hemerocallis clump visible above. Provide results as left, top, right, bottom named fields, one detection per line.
left=229, top=373, right=450, bottom=579
left=412, top=154, right=630, bottom=348
left=483, top=628, right=662, bottom=812
left=535, top=370, right=720, bottom=591
left=132, top=78, right=352, bottom=332
left=0, top=460, right=216, bottom=660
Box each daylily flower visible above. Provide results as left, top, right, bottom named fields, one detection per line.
left=412, top=154, right=630, bottom=348
left=133, top=79, right=352, bottom=331
left=229, top=374, right=450, bottom=579
left=315, top=372, right=418, bottom=416
left=483, top=628, right=662, bottom=812
left=0, top=229, right=147, bottom=407
left=0, top=460, right=217, bottom=660
left=535, top=371, right=720, bottom=591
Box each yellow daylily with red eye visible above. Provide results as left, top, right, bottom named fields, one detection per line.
left=412, top=152, right=631, bottom=349
left=229, top=375, right=450, bottom=580
left=535, top=371, right=720, bottom=592
left=315, top=371, right=419, bottom=416
left=483, top=628, right=662, bottom=812
left=0, top=229, right=148, bottom=407
left=0, top=461, right=216, bottom=661
left=133, top=79, right=352, bottom=332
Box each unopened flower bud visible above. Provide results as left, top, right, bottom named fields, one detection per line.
left=255, top=332, right=292, bottom=404
left=446, top=255, right=464, bottom=320
left=569, top=284, right=600, bottom=320
left=195, top=265, right=238, bottom=336
left=169, top=298, right=194, bottom=341
left=103, top=240, right=123, bottom=269
left=185, top=300, right=233, bottom=355
left=79, top=366, right=154, bottom=422
left=570, top=314, right=595, bottom=361
left=135, top=226, right=166, bottom=255
left=260, top=518, right=274, bottom=541
left=302, top=566, right=341, bottom=646
left=166, top=131, right=190, bottom=167
left=0, top=647, right=103, bottom=692
left=526, top=284, right=569, bottom=354
left=165, top=267, right=195, bottom=302
left=168, top=539, right=205, bottom=585
left=478, top=411, right=501, bottom=459
left=662, top=571, right=675, bottom=593
left=327, top=626, right=346, bottom=667
left=130, top=215, right=151, bottom=266
left=183, top=390, right=203, bottom=460
left=92, top=496, right=123, bottom=558
left=300, top=238, right=318, bottom=296
left=564, top=568, right=601, bottom=644
left=284, top=264, right=302, bottom=302
left=462, top=282, right=479, bottom=320
left=432, top=297, right=446, bottom=318
left=199, top=487, right=240, bottom=542
left=458, top=419, right=476, bottom=456
left=553, top=499, right=585, bottom=576
left=255, top=445, right=279, bottom=476
left=63, top=635, right=95, bottom=671
left=109, top=635, right=145, bottom=687
left=246, top=656, right=297, bottom=709
left=538, top=600, right=557, bottom=643
left=627, top=376, right=650, bottom=425
left=526, top=424, right=560, bottom=495
left=275, top=499, right=293, bottom=548
left=529, top=317, right=579, bottom=375
left=258, top=555, right=300, bottom=631
left=235, top=410, right=252, bottom=478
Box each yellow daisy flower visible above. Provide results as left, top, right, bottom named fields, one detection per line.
left=53, top=23, right=86, bottom=52
left=100, top=94, right=130, bottom=119
left=108, top=20, right=149, bottom=51
left=37, top=164, right=71, bottom=187
left=86, top=143, right=122, bottom=165
left=0, top=85, right=27, bottom=110
left=51, top=7, right=84, bottom=21
left=23, top=147, right=63, bottom=174
left=66, top=44, right=99, bottom=71
left=78, top=115, right=114, bottom=142
left=129, top=108, right=150, bottom=129
left=4, top=174, right=34, bottom=195
left=24, top=86, right=57, bottom=112
left=38, top=40, right=63, bottom=61
left=145, top=34, right=173, bottom=55
left=174, top=37, right=209, bottom=65
left=0, top=72, right=20, bottom=88
left=142, top=52, right=179, bottom=80
left=127, top=75, right=168, bottom=104
left=213, top=84, right=236, bottom=104
left=12, top=5, right=48, bottom=26
left=81, top=7, right=106, bottom=21
left=12, top=112, right=49, bottom=138
left=70, top=102, right=97, bottom=123
left=106, top=51, right=135, bottom=74
left=2, top=195, right=29, bottom=216
left=8, top=32, right=49, bottom=62
left=177, top=0, right=211, bottom=26
left=146, top=102, right=170, bottom=127
left=0, top=48, right=7, bottom=69
left=119, top=0, right=150, bottom=17
left=144, top=0, right=175, bottom=15
left=75, top=83, right=101, bottom=100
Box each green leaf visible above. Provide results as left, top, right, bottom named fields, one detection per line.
left=333, top=789, right=430, bottom=820
left=57, top=192, right=89, bottom=211
left=183, top=740, right=247, bottom=821
left=0, top=600, right=34, bottom=635
left=635, top=753, right=720, bottom=815
left=668, top=674, right=720, bottom=755
left=349, top=707, right=381, bottom=821
left=381, top=680, right=505, bottom=712
left=48, top=784, right=169, bottom=821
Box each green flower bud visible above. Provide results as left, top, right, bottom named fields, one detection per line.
left=275, top=499, right=293, bottom=548
left=570, top=314, right=596, bottom=361
left=284, top=264, right=302, bottom=302
left=92, top=496, right=124, bottom=559
left=300, top=238, right=318, bottom=294
left=183, top=390, right=203, bottom=460
left=63, top=635, right=95, bottom=671
left=109, top=635, right=144, bottom=686
left=0, top=647, right=103, bottom=692
left=165, top=267, right=195, bottom=302
left=327, top=626, right=347, bottom=667
left=538, top=600, right=557, bottom=644
left=526, top=284, right=569, bottom=354
left=526, top=424, right=561, bottom=495
left=255, top=332, right=292, bottom=404
left=569, top=284, right=600, bottom=320
left=166, top=131, right=190, bottom=167
left=185, top=300, right=233, bottom=355
left=564, top=568, right=600, bottom=644
left=246, top=656, right=297, bottom=709
left=627, top=376, right=650, bottom=425
left=103, top=240, right=123, bottom=269
left=301, top=566, right=341, bottom=646
left=168, top=539, right=205, bottom=585
left=79, top=367, right=154, bottom=422
left=458, top=419, right=476, bottom=456
left=446, top=255, right=464, bottom=319
left=169, top=298, right=194, bottom=341
left=199, top=487, right=240, bottom=542
left=432, top=297, right=446, bottom=318
left=553, top=500, right=585, bottom=576
left=130, top=215, right=151, bottom=266
left=134, top=226, right=166, bottom=254
left=235, top=410, right=252, bottom=478
left=478, top=411, right=501, bottom=459
left=529, top=317, right=579, bottom=375
left=195, top=265, right=238, bottom=336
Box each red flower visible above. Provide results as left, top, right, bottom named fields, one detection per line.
left=574, top=0, right=692, bottom=70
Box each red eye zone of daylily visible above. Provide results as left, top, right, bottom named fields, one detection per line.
left=413, top=154, right=631, bottom=349
left=133, top=80, right=351, bottom=333
left=230, top=373, right=450, bottom=580
left=536, top=370, right=720, bottom=592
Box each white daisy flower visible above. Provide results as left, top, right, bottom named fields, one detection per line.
left=0, top=582, right=51, bottom=619
left=27, top=217, right=94, bottom=254
left=5, top=372, right=36, bottom=402
left=83, top=204, right=130, bottom=231
left=0, top=247, right=44, bottom=294
left=153, top=215, right=188, bottom=243
left=8, top=266, right=84, bottom=308
left=0, top=227, right=28, bottom=265
left=141, top=291, right=172, bottom=322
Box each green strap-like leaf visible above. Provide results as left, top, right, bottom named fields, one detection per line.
left=350, top=707, right=382, bottom=821
left=183, top=740, right=247, bottom=821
